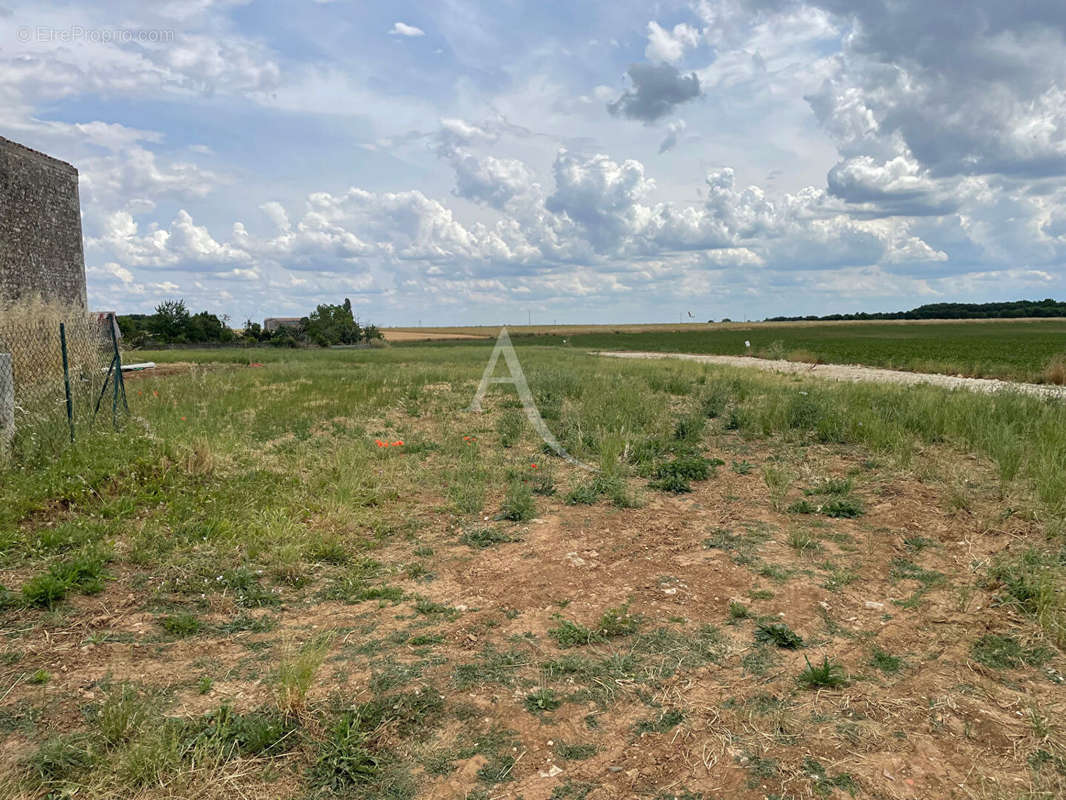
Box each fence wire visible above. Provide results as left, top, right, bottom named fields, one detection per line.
left=0, top=308, right=118, bottom=458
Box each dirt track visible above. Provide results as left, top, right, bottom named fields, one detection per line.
left=597, top=351, right=1066, bottom=400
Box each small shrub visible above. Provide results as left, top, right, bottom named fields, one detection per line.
left=787, top=499, right=816, bottom=514
left=414, top=597, right=458, bottom=616
left=49, top=548, right=110, bottom=596
left=95, top=684, right=151, bottom=746
left=219, top=567, right=279, bottom=608
left=700, top=385, right=729, bottom=418
left=497, top=481, right=535, bottom=522
left=524, top=688, right=561, bottom=713
left=755, top=622, right=804, bottom=649
left=655, top=454, right=711, bottom=482
left=497, top=408, right=525, bottom=447
left=787, top=529, right=819, bottom=551
left=1042, top=354, right=1066, bottom=385
left=549, top=617, right=595, bottom=648
left=305, top=536, right=351, bottom=565
left=650, top=473, right=692, bottom=493
left=186, top=704, right=298, bottom=759
left=158, top=613, right=202, bottom=637
left=798, top=655, right=847, bottom=689
left=821, top=497, right=864, bottom=518
left=311, top=711, right=379, bottom=791
left=531, top=464, right=556, bottom=495
left=219, top=613, right=279, bottom=634
left=565, top=481, right=601, bottom=505
left=869, top=647, right=903, bottom=674
left=804, top=477, right=852, bottom=496
left=728, top=601, right=751, bottom=622
left=597, top=604, right=640, bottom=638
left=731, top=460, right=754, bottom=475
left=460, top=527, right=518, bottom=548
left=762, top=465, right=793, bottom=510
left=274, top=633, right=334, bottom=715
left=22, top=573, right=69, bottom=608
left=26, top=735, right=94, bottom=782
left=803, top=756, right=858, bottom=797
left=673, top=413, right=705, bottom=442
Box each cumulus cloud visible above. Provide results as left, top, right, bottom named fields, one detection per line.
left=645, top=21, right=701, bottom=64
left=607, top=63, right=701, bottom=123
left=389, top=22, right=425, bottom=37
left=546, top=150, right=655, bottom=248
left=794, top=0, right=1066, bottom=182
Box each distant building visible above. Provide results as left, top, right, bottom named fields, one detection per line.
left=92, top=311, right=121, bottom=340
left=264, top=317, right=302, bottom=333
left=0, top=135, right=87, bottom=307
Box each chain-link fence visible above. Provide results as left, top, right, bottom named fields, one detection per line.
left=0, top=300, right=122, bottom=461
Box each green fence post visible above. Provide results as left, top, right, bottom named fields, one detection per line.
left=59, top=322, right=75, bottom=443
left=108, top=313, right=128, bottom=427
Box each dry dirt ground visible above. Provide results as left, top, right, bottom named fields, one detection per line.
left=4, top=429, right=1063, bottom=799
left=599, top=351, right=1066, bottom=401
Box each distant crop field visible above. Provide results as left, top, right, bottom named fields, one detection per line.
left=496, top=318, right=1066, bottom=384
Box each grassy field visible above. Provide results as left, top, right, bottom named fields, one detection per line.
left=388, top=319, right=1066, bottom=384
left=2, top=343, right=1066, bottom=799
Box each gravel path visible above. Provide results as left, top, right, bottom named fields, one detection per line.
left=596, top=351, right=1066, bottom=401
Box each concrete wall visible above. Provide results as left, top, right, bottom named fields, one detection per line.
left=0, top=135, right=87, bottom=308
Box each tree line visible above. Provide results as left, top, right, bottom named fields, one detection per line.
left=764, top=298, right=1066, bottom=322
left=116, top=298, right=383, bottom=348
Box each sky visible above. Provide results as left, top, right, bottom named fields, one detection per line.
left=2, top=0, right=1066, bottom=326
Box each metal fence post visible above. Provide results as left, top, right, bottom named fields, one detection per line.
left=59, top=323, right=75, bottom=443
left=108, top=313, right=128, bottom=426
left=0, top=353, right=13, bottom=457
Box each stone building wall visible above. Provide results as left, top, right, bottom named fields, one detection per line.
left=0, top=135, right=87, bottom=308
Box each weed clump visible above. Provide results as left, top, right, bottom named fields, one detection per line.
left=274, top=634, right=334, bottom=716
left=970, top=634, right=1052, bottom=670
left=798, top=655, right=847, bottom=689
left=311, top=711, right=379, bottom=790
left=460, top=527, right=519, bottom=548
left=524, top=688, right=561, bottom=713
left=635, top=708, right=684, bottom=735
left=565, top=474, right=639, bottom=508
left=597, top=604, right=641, bottom=638
left=650, top=453, right=715, bottom=493
left=497, top=481, right=536, bottom=522
left=21, top=548, right=111, bottom=608
left=869, top=647, right=903, bottom=674
left=158, top=613, right=201, bottom=637
left=755, top=622, right=804, bottom=649
left=496, top=409, right=524, bottom=447
left=549, top=617, right=595, bottom=648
